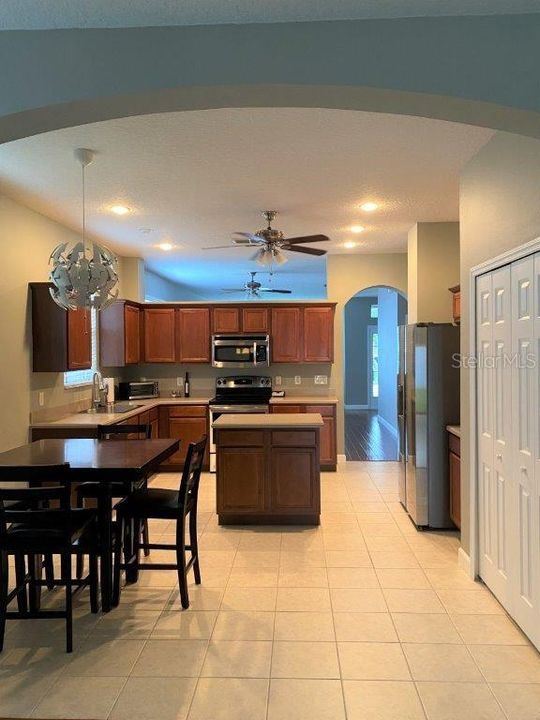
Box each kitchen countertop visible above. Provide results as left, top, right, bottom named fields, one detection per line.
left=31, top=395, right=338, bottom=429
left=447, top=425, right=461, bottom=438
left=213, top=412, right=324, bottom=429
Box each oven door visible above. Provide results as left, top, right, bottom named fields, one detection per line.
left=212, top=337, right=270, bottom=368
left=209, top=404, right=269, bottom=472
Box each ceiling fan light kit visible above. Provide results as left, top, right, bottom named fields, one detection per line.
left=221, top=271, right=292, bottom=297
left=49, top=148, right=119, bottom=311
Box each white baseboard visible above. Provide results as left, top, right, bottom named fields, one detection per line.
left=345, top=404, right=369, bottom=410
left=458, top=547, right=473, bottom=578
left=377, top=414, right=398, bottom=438
left=337, top=454, right=347, bottom=465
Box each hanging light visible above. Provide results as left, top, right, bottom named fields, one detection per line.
left=49, top=148, right=119, bottom=311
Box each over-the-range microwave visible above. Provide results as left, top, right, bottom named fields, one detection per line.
left=212, top=334, right=270, bottom=368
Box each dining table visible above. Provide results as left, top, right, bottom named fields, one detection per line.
left=0, top=437, right=180, bottom=612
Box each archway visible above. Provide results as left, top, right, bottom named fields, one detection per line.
left=343, top=285, right=407, bottom=461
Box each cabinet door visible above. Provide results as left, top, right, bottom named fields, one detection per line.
left=270, top=447, right=319, bottom=514
left=213, top=307, right=241, bottom=334
left=67, top=308, right=92, bottom=370
left=166, top=416, right=207, bottom=465
left=449, top=451, right=461, bottom=529
left=150, top=418, right=159, bottom=439
left=452, top=292, right=461, bottom=323
left=242, top=307, right=269, bottom=333
left=271, top=307, right=302, bottom=362
left=217, top=447, right=266, bottom=514
left=144, top=308, right=176, bottom=362
left=178, top=308, right=210, bottom=362
left=306, top=405, right=336, bottom=467
left=124, top=305, right=141, bottom=365
left=303, top=306, right=334, bottom=362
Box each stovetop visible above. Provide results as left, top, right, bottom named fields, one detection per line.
left=210, top=375, right=273, bottom=406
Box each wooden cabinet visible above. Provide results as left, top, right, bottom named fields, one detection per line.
left=303, top=306, right=334, bottom=362
left=100, top=301, right=140, bottom=367
left=242, top=307, right=269, bottom=333
left=449, top=285, right=461, bottom=324
left=159, top=405, right=208, bottom=467
left=213, top=307, right=241, bottom=333
left=271, top=403, right=337, bottom=469
left=30, top=282, right=92, bottom=372
left=216, top=427, right=320, bottom=523
left=177, top=307, right=210, bottom=362
left=144, top=308, right=176, bottom=362
left=271, top=307, right=302, bottom=362
left=448, top=431, right=461, bottom=529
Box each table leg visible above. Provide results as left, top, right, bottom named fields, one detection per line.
left=98, top=487, right=113, bottom=613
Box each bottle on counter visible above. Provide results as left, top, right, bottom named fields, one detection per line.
left=184, top=372, right=190, bottom=398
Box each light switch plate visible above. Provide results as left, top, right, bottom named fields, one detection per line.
left=294, top=376, right=302, bottom=385
left=177, top=377, right=183, bottom=387
left=38, top=391, right=45, bottom=407
left=314, top=375, right=328, bottom=385
left=275, top=375, right=282, bottom=386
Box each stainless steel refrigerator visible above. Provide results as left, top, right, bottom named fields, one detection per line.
left=397, top=323, right=460, bottom=528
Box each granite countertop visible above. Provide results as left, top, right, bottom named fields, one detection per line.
left=447, top=425, right=461, bottom=438
left=269, top=396, right=338, bottom=405
left=30, top=396, right=213, bottom=429
left=213, top=412, right=324, bottom=429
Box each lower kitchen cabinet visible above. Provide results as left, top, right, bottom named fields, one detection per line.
left=270, top=403, right=337, bottom=470
left=270, top=447, right=318, bottom=513
left=159, top=405, right=209, bottom=468
left=217, top=447, right=266, bottom=513
left=448, top=431, right=461, bottom=529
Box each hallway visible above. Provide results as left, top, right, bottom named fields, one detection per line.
left=345, top=410, right=399, bottom=462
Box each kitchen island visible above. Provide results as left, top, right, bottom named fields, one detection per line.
left=213, top=412, right=323, bottom=525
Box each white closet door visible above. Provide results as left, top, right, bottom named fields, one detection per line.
left=477, top=267, right=513, bottom=602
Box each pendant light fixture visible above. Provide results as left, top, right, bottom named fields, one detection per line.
left=49, top=148, right=119, bottom=311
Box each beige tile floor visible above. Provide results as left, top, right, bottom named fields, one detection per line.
left=1, top=462, right=539, bottom=719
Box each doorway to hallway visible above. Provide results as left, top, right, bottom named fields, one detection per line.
left=344, top=287, right=407, bottom=461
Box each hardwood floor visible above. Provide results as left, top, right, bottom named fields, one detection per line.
left=345, top=409, right=399, bottom=461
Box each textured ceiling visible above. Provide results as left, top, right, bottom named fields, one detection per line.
left=0, top=108, right=492, bottom=298
left=0, top=0, right=538, bottom=29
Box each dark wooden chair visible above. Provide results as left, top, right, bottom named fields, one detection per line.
left=0, top=464, right=99, bottom=653
left=113, top=436, right=207, bottom=609
left=76, top=423, right=152, bottom=580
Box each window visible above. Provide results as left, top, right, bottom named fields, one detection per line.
left=64, top=308, right=98, bottom=387
left=370, top=304, right=378, bottom=319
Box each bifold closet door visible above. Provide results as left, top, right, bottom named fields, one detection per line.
left=477, top=266, right=513, bottom=606
left=510, top=255, right=540, bottom=645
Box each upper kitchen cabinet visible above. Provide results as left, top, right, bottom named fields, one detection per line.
left=271, top=305, right=335, bottom=363
left=177, top=307, right=211, bottom=362
left=30, top=282, right=91, bottom=372
left=303, top=306, right=334, bottom=362
left=212, top=307, right=241, bottom=334
left=242, top=307, right=269, bottom=333
left=271, top=307, right=302, bottom=362
left=99, top=301, right=141, bottom=367
left=143, top=307, right=176, bottom=363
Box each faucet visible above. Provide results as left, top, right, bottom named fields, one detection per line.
left=92, top=371, right=107, bottom=410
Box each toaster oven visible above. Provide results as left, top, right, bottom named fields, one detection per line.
left=118, top=381, right=159, bottom=400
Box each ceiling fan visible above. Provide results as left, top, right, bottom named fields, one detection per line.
left=221, top=271, right=292, bottom=297
left=205, top=210, right=329, bottom=266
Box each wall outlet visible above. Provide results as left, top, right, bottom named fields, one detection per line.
left=176, top=377, right=183, bottom=387
left=314, top=375, right=328, bottom=385
left=294, top=375, right=302, bottom=385
left=38, top=391, right=45, bottom=407
left=275, top=375, right=282, bottom=386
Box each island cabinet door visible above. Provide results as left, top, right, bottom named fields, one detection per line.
left=217, top=447, right=266, bottom=513
left=269, top=447, right=320, bottom=514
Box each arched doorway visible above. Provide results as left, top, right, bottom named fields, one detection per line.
left=344, top=286, right=407, bottom=461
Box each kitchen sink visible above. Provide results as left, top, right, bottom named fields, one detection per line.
left=81, top=402, right=143, bottom=415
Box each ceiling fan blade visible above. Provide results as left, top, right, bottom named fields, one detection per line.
left=284, top=234, right=330, bottom=244
left=204, top=244, right=253, bottom=250
left=286, top=246, right=327, bottom=256
left=260, top=288, right=292, bottom=294
left=221, top=288, right=247, bottom=292
left=233, top=232, right=263, bottom=243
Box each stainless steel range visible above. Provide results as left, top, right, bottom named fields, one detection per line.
left=209, top=375, right=272, bottom=472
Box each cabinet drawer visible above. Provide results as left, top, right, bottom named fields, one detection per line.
left=305, top=404, right=335, bottom=417
left=271, top=405, right=304, bottom=414
left=271, top=430, right=317, bottom=447
left=168, top=405, right=207, bottom=418
left=448, top=432, right=461, bottom=456
left=216, top=430, right=265, bottom=447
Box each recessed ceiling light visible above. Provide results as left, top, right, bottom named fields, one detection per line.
left=360, top=202, right=379, bottom=213
left=350, top=225, right=365, bottom=234
left=344, top=241, right=357, bottom=249
left=157, top=242, right=173, bottom=251
left=111, top=205, right=130, bottom=216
